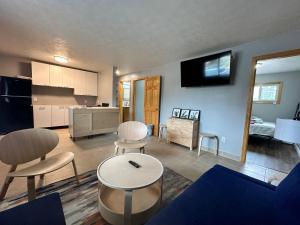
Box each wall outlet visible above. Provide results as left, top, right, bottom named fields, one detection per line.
left=221, top=136, right=226, bottom=143
left=33, top=97, right=38, bottom=102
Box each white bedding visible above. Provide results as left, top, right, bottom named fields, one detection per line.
left=249, top=121, right=276, bottom=137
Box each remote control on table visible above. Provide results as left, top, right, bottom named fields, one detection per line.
left=128, top=160, right=141, bottom=168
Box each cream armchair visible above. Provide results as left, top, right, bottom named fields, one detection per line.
left=114, top=121, right=148, bottom=155
left=0, top=128, right=79, bottom=201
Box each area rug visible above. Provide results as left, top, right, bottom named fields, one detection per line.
left=0, top=167, right=192, bottom=225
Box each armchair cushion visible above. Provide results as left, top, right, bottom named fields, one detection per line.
left=146, top=165, right=278, bottom=225
left=0, top=193, right=66, bottom=225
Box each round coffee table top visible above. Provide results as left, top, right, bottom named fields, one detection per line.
left=97, top=153, right=164, bottom=190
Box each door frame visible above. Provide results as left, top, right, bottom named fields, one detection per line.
left=241, top=48, right=300, bottom=162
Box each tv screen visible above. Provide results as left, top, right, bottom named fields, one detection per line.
left=181, top=51, right=233, bottom=87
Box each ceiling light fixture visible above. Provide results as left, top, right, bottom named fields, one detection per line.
left=115, top=69, right=120, bottom=75
left=54, top=55, right=68, bottom=63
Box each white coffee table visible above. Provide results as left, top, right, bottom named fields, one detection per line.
left=97, top=153, right=164, bottom=225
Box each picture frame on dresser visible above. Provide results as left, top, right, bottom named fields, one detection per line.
left=172, top=108, right=181, bottom=118
left=189, top=110, right=200, bottom=120
left=180, top=109, right=190, bottom=119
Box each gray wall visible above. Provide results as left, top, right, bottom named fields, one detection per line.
left=119, top=29, right=300, bottom=159
left=252, top=71, right=300, bottom=122
left=0, top=54, right=97, bottom=106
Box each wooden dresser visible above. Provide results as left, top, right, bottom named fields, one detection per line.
left=166, top=118, right=199, bottom=150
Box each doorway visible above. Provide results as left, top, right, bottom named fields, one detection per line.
left=242, top=49, right=300, bottom=173
left=118, top=76, right=161, bottom=136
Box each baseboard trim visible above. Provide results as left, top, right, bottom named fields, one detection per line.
left=200, top=146, right=240, bottom=162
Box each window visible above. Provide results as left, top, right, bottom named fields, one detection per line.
left=122, top=82, right=131, bottom=107
left=253, top=82, right=282, bottom=104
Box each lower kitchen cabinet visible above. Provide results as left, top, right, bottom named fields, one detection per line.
left=33, top=105, right=52, bottom=128
left=33, top=105, right=70, bottom=128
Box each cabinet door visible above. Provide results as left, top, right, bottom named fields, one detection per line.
left=33, top=105, right=52, bottom=128
left=73, top=113, right=92, bottom=134
left=49, top=65, right=63, bottom=87
left=51, top=105, right=65, bottom=127
left=73, top=70, right=86, bottom=95
left=62, top=67, right=74, bottom=88
left=32, top=62, right=50, bottom=86
left=86, top=72, right=98, bottom=96
left=64, top=106, right=69, bottom=126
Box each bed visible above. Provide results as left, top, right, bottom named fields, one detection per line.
left=249, top=116, right=276, bottom=137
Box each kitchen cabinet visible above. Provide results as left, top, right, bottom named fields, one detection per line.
left=34, top=105, right=70, bottom=128
left=51, top=105, right=65, bottom=126
left=85, top=71, right=98, bottom=96
left=73, top=70, right=86, bottom=95
left=62, top=67, right=74, bottom=88
left=68, top=107, right=119, bottom=139
left=31, top=61, right=98, bottom=96
left=49, top=65, right=63, bottom=87
left=33, top=105, right=52, bottom=128
left=32, top=62, right=50, bottom=86
left=64, top=106, right=69, bottom=125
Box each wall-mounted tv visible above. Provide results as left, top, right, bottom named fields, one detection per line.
left=181, top=51, right=233, bottom=87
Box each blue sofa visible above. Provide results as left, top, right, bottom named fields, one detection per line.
left=0, top=193, right=66, bottom=225
left=146, top=164, right=300, bottom=225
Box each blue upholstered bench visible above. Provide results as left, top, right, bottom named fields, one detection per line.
left=0, top=193, right=66, bottom=225
left=146, top=164, right=300, bottom=225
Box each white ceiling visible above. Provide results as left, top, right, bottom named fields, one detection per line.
left=0, top=0, right=300, bottom=75
left=257, top=55, right=300, bottom=75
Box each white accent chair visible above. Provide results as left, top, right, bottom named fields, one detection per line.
left=0, top=128, right=79, bottom=201
left=114, top=121, right=148, bottom=155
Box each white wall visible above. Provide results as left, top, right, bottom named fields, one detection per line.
left=119, top=29, right=300, bottom=160
left=252, top=71, right=300, bottom=122
left=98, top=67, right=114, bottom=106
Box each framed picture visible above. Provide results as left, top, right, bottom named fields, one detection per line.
left=172, top=108, right=181, bottom=118
left=180, top=109, right=190, bottom=119
left=189, top=110, right=200, bottom=120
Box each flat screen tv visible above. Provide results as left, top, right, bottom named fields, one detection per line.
left=181, top=51, right=233, bottom=87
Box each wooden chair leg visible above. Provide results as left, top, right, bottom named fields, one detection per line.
left=72, top=160, right=80, bottom=185
left=27, top=176, right=36, bottom=201
left=0, top=165, right=17, bottom=201
left=40, top=156, right=46, bottom=180
left=114, top=146, right=119, bottom=155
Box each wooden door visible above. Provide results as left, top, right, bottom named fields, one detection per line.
left=144, top=76, right=161, bottom=136
left=118, top=82, right=124, bottom=122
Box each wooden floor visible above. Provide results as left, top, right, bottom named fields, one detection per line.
left=247, top=135, right=300, bottom=173
left=0, top=129, right=288, bottom=199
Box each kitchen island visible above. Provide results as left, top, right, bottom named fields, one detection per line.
left=69, top=106, right=120, bottom=140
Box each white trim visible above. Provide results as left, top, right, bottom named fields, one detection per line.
left=200, top=146, right=240, bottom=161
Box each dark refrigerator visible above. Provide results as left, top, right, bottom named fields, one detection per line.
left=0, top=76, right=33, bottom=134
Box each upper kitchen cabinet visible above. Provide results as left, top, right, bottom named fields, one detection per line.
left=31, top=61, right=98, bottom=96
left=32, top=62, right=50, bottom=86
left=73, top=70, right=98, bottom=96
left=62, top=67, right=74, bottom=88
left=49, top=65, right=63, bottom=87
left=85, top=71, right=98, bottom=96
left=73, top=70, right=87, bottom=95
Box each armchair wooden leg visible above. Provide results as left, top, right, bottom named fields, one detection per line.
left=114, top=146, right=119, bottom=155
left=40, top=156, right=46, bottom=180
left=72, top=160, right=80, bottom=185
left=27, top=176, right=36, bottom=201
left=0, top=165, right=17, bottom=201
